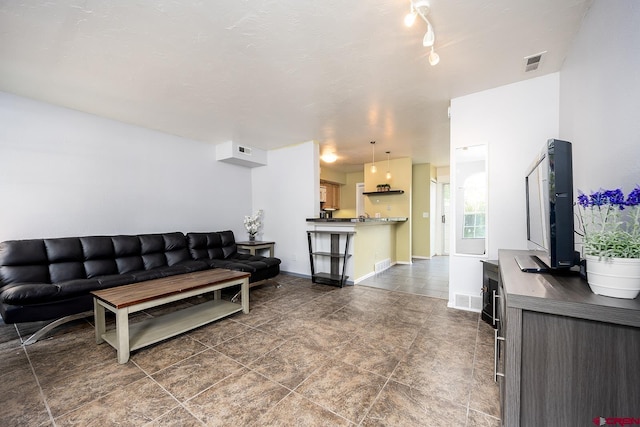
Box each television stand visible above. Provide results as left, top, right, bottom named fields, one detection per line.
left=514, top=255, right=548, bottom=273
left=497, top=249, right=640, bottom=426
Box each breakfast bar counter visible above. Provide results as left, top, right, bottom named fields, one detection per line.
left=306, top=217, right=407, bottom=284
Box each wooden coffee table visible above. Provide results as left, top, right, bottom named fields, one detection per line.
left=92, top=269, right=250, bottom=363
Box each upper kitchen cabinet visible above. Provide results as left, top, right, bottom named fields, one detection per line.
left=320, top=180, right=341, bottom=210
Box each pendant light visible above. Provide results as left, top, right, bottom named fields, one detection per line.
left=370, top=141, right=377, bottom=173
left=386, top=151, right=392, bottom=180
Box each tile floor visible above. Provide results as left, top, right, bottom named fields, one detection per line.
left=0, top=262, right=499, bottom=426
left=357, top=256, right=450, bottom=299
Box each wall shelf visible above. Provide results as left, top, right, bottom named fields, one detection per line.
left=363, top=190, right=404, bottom=195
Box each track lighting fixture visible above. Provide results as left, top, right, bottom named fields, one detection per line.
left=404, top=1, right=440, bottom=66
left=386, top=151, right=392, bottom=180
left=370, top=141, right=377, bottom=173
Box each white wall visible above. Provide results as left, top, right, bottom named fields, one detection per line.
left=251, top=140, right=318, bottom=275
left=0, top=91, right=252, bottom=242
left=559, top=0, right=640, bottom=194
left=449, top=73, right=560, bottom=308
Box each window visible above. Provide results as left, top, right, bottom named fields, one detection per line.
left=463, top=173, right=486, bottom=239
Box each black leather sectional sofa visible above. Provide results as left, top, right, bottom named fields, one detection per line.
left=0, top=230, right=280, bottom=336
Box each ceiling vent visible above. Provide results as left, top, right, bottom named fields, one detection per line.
left=523, top=51, right=546, bottom=73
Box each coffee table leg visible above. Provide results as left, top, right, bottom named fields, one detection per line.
left=115, top=309, right=130, bottom=364
left=241, top=277, right=249, bottom=314
left=94, top=299, right=106, bottom=344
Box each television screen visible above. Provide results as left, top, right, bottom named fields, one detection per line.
left=518, top=139, right=576, bottom=272
left=526, top=157, right=548, bottom=251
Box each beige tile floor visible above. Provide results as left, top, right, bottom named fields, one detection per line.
left=0, top=261, right=499, bottom=426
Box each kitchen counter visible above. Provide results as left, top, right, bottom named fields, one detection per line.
left=306, top=218, right=407, bottom=283
left=306, top=217, right=407, bottom=223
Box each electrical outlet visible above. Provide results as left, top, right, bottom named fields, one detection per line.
left=423, top=212, right=429, bottom=218
left=292, top=254, right=297, bottom=261
left=387, top=205, right=391, bottom=211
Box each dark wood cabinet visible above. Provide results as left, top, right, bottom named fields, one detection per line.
left=497, top=250, right=640, bottom=427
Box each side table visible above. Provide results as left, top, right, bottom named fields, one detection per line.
left=236, top=240, right=275, bottom=257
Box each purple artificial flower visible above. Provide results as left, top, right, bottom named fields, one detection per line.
left=577, top=192, right=590, bottom=208
left=605, top=188, right=625, bottom=210
left=626, top=186, right=640, bottom=207
left=589, top=190, right=608, bottom=206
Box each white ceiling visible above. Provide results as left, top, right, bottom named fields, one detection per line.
left=0, top=0, right=592, bottom=172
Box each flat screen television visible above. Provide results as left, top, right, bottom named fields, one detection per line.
left=516, top=139, right=577, bottom=272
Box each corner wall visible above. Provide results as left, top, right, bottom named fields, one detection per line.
left=251, top=141, right=318, bottom=275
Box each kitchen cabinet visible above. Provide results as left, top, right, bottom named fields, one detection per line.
left=496, top=249, right=640, bottom=427
left=320, top=180, right=340, bottom=210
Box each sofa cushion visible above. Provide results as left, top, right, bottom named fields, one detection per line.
left=80, top=236, right=114, bottom=260
left=0, top=264, right=50, bottom=286
left=112, top=235, right=141, bottom=257
left=96, top=273, right=137, bottom=288
left=56, top=278, right=103, bottom=298
left=199, top=258, right=258, bottom=273
left=0, top=282, right=60, bottom=305
left=0, top=239, right=50, bottom=284
left=140, top=234, right=166, bottom=269
left=187, top=231, right=237, bottom=260
left=163, top=233, right=191, bottom=265
left=84, top=259, right=119, bottom=278
left=232, top=253, right=281, bottom=268
left=81, top=236, right=118, bottom=278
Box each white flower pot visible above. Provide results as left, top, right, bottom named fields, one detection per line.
left=585, top=255, right=640, bottom=299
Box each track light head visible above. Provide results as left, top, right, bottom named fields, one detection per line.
left=404, top=7, right=417, bottom=27
left=422, top=24, right=435, bottom=47
left=428, top=47, right=440, bottom=66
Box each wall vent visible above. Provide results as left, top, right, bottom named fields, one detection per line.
left=375, top=258, right=391, bottom=273
left=523, top=51, right=546, bottom=73
left=454, top=293, right=482, bottom=312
